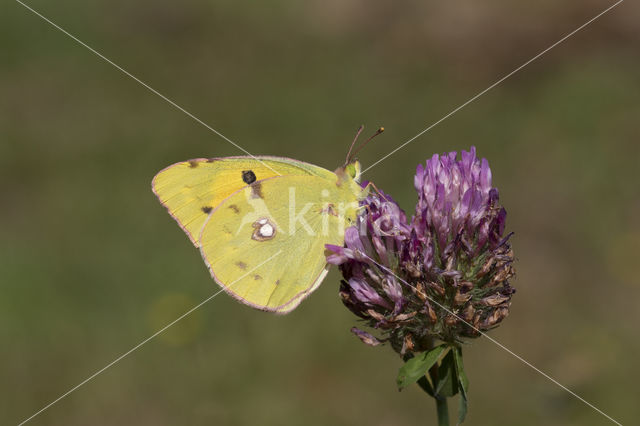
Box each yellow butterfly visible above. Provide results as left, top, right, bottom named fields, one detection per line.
left=152, top=153, right=367, bottom=313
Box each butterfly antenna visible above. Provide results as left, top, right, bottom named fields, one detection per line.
left=345, top=125, right=365, bottom=165
left=349, top=127, right=384, bottom=162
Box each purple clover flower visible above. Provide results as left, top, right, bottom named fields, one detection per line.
left=327, top=147, right=515, bottom=355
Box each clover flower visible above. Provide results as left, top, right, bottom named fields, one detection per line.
left=326, top=147, right=516, bottom=424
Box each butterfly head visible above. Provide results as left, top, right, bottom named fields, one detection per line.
left=344, top=160, right=362, bottom=183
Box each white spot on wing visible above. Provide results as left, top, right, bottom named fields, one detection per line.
left=259, top=223, right=274, bottom=237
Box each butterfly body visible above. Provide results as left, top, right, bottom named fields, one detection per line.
left=152, top=156, right=364, bottom=313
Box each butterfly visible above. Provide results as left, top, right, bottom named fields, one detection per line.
left=152, top=153, right=371, bottom=313
left=152, top=127, right=382, bottom=313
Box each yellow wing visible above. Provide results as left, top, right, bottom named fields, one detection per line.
left=152, top=156, right=335, bottom=245
left=199, top=174, right=362, bottom=313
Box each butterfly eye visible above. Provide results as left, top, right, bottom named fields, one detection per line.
left=242, top=170, right=257, bottom=184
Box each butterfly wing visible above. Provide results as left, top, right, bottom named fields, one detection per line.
left=198, top=174, right=362, bottom=313
left=152, top=156, right=335, bottom=245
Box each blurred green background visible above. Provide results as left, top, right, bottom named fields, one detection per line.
left=2, top=0, right=638, bottom=424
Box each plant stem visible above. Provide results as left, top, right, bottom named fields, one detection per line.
left=435, top=396, right=449, bottom=426
left=427, top=345, right=449, bottom=426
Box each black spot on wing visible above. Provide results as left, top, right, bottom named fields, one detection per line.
left=228, top=204, right=240, bottom=213
left=236, top=261, right=247, bottom=270
left=242, top=170, right=257, bottom=184
left=254, top=275, right=262, bottom=280
left=201, top=206, right=212, bottom=214
left=188, top=160, right=199, bottom=168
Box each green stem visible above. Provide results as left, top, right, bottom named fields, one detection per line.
left=427, top=347, right=449, bottom=426
left=435, top=396, right=449, bottom=426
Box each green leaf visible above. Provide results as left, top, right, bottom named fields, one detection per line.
left=457, top=392, right=468, bottom=425
left=397, top=344, right=447, bottom=390
left=435, top=349, right=459, bottom=397
left=417, top=375, right=435, bottom=397
left=453, top=347, right=469, bottom=424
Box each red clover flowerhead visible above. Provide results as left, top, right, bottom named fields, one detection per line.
left=326, top=147, right=515, bottom=356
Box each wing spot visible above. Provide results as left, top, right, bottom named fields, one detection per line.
left=251, top=218, right=276, bottom=241
left=228, top=204, right=240, bottom=213
left=188, top=161, right=199, bottom=168
left=201, top=206, right=212, bottom=214
left=242, top=170, right=257, bottom=184
left=236, top=261, right=247, bottom=270
left=321, top=203, right=338, bottom=217
left=254, top=275, right=262, bottom=280
left=275, top=279, right=280, bottom=285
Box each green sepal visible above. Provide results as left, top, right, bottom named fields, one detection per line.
left=397, top=344, right=447, bottom=391
left=453, top=347, right=469, bottom=424
left=434, top=349, right=458, bottom=398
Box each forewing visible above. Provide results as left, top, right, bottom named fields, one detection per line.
left=152, top=156, right=334, bottom=245
left=198, top=175, right=360, bottom=313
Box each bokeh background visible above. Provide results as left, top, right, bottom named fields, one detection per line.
left=2, top=1, right=638, bottom=425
